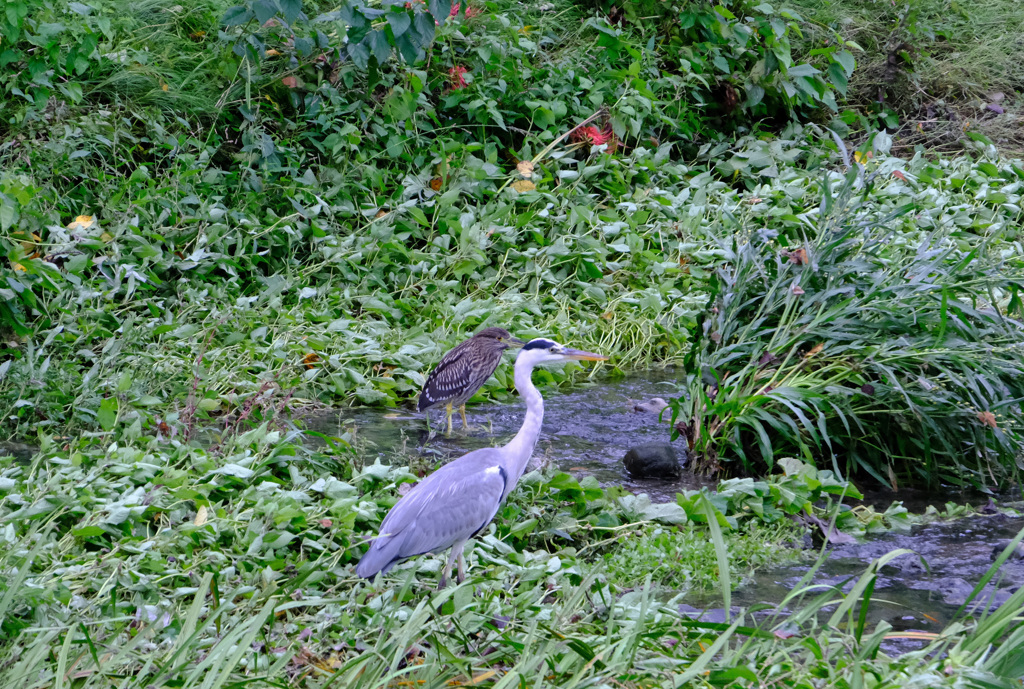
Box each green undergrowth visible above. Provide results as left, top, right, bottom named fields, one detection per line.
left=787, top=0, right=1024, bottom=109
left=1, top=0, right=1024, bottom=490
left=1, top=432, right=1022, bottom=687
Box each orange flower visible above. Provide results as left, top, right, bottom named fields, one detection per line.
left=448, top=65, right=469, bottom=89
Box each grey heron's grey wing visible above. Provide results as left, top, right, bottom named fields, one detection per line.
left=376, top=447, right=504, bottom=535
left=417, top=339, right=502, bottom=411
left=355, top=448, right=507, bottom=579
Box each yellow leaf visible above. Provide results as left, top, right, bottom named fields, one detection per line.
left=516, top=160, right=534, bottom=178
left=511, top=180, right=536, bottom=193
left=265, top=49, right=281, bottom=57
left=100, top=232, right=114, bottom=243
left=194, top=505, right=208, bottom=526
left=854, top=151, right=865, bottom=164
left=161, top=81, right=169, bottom=91
left=67, top=215, right=96, bottom=231
left=11, top=262, right=26, bottom=272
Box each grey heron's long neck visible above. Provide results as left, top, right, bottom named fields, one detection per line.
left=503, top=358, right=543, bottom=483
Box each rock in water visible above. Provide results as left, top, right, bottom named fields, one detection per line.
left=623, top=442, right=681, bottom=479
left=632, top=397, right=669, bottom=414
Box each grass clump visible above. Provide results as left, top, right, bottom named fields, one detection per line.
left=673, top=139, right=1024, bottom=488
left=603, top=520, right=802, bottom=591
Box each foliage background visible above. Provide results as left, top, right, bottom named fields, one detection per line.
left=2, top=0, right=1024, bottom=685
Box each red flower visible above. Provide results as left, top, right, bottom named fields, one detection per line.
left=448, top=65, right=469, bottom=89
left=571, top=124, right=618, bottom=152
left=450, top=2, right=482, bottom=18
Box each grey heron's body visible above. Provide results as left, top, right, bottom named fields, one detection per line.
left=417, top=327, right=523, bottom=433
left=357, top=339, right=606, bottom=586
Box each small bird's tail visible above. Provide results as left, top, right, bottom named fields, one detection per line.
left=355, top=534, right=405, bottom=579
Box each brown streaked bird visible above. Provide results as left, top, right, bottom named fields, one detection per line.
left=417, top=327, right=524, bottom=433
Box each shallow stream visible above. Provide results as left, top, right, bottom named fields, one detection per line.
left=304, top=373, right=1024, bottom=651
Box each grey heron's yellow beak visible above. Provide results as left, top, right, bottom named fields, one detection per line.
left=561, top=348, right=608, bottom=362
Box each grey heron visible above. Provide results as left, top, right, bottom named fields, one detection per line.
left=357, top=338, right=607, bottom=587
left=417, top=327, right=524, bottom=433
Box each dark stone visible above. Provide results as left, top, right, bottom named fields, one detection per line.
left=623, top=442, right=681, bottom=479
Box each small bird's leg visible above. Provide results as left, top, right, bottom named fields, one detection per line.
left=459, top=404, right=472, bottom=432
left=445, top=402, right=454, bottom=435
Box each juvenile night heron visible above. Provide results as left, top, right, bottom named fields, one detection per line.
left=357, top=338, right=607, bottom=587
left=417, top=327, right=524, bottom=433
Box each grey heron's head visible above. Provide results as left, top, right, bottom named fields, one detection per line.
left=516, top=338, right=608, bottom=365
left=473, top=326, right=525, bottom=350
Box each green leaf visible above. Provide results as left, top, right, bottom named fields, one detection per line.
left=787, top=63, right=819, bottom=78
left=365, top=30, right=391, bottom=65
left=412, top=12, right=436, bottom=44
left=0, top=197, right=18, bottom=231
left=427, top=0, right=452, bottom=24
left=834, top=49, right=855, bottom=77
left=347, top=39, right=370, bottom=69
left=395, top=32, right=418, bottom=63
left=97, top=397, right=118, bottom=431
left=221, top=5, right=253, bottom=26
left=827, top=62, right=848, bottom=96
left=252, top=0, right=278, bottom=25
left=745, top=84, right=765, bottom=108
left=387, top=11, right=411, bottom=38
left=279, top=0, right=302, bottom=23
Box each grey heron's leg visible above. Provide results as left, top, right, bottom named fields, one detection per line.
left=445, top=402, right=454, bottom=436
left=458, top=404, right=472, bottom=431
left=457, top=549, right=467, bottom=584
left=439, top=546, right=459, bottom=589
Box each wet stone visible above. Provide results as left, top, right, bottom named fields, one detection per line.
left=623, top=442, right=681, bottom=479
left=991, top=540, right=1024, bottom=561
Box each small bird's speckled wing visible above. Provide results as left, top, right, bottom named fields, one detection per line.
left=417, top=339, right=503, bottom=411
left=356, top=448, right=508, bottom=577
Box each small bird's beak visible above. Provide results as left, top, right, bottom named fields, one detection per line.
left=506, top=337, right=526, bottom=348
left=561, top=348, right=608, bottom=362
